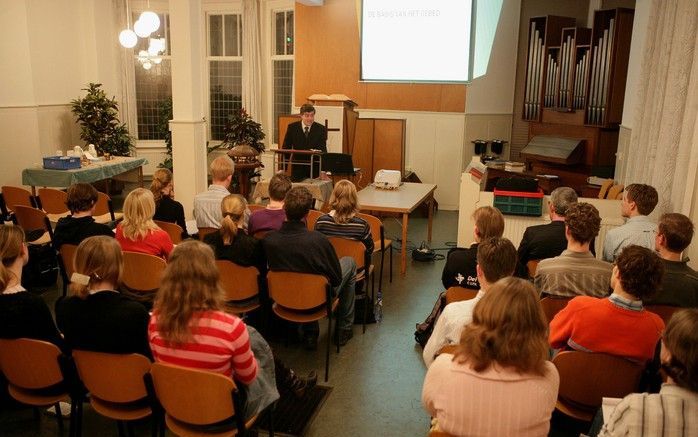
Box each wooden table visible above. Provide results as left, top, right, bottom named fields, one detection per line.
left=357, top=182, right=437, bottom=275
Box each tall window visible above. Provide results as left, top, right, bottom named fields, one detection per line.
left=271, top=10, right=294, bottom=143
left=208, top=13, right=243, bottom=142
left=133, top=13, right=172, bottom=140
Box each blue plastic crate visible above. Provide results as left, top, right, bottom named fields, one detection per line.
left=43, top=156, right=81, bottom=170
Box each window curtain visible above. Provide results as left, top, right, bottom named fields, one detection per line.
left=621, top=0, right=698, bottom=215
left=242, top=0, right=263, bottom=119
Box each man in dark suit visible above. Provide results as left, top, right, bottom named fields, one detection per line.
left=282, top=103, right=327, bottom=181
left=517, top=186, right=595, bottom=277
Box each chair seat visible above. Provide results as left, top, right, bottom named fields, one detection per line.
left=46, top=212, right=70, bottom=223
left=90, top=396, right=152, bottom=421
left=225, top=301, right=261, bottom=315
left=555, top=399, right=595, bottom=422
left=165, top=414, right=257, bottom=437
left=371, top=238, right=393, bottom=253
left=8, top=385, right=69, bottom=407
left=272, top=298, right=339, bottom=323
left=94, top=212, right=123, bottom=224
left=27, top=232, right=52, bottom=246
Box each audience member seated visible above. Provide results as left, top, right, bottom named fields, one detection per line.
left=151, top=168, right=189, bottom=239
left=56, top=236, right=151, bottom=358
left=0, top=225, right=62, bottom=346
left=314, top=179, right=373, bottom=258
left=422, top=277, right=559, bottom=437
left=264, top=186, right=357, bottom=349
left=249, top=174, right=292, bottom=235
left=602, top=183, right=658, bottom=262
left=442, top=206, right=504, bottom=290
left=645, top=213, right=698, bottom=307
left=595, top=309, right=698, bottom=436
left=517, top=187, right=595, bottom=275
left=53, top=183, right=114, bottom=250
left=193, top=155, right=250, bottom=230
left=148, top=241, right=316, bottom=418
left=423, top=237, right=517, bottom=367
left=115, top=188, right=174, bottom=259
left=549, top=245, right=665, bottom=363
left=204, top=194, right=266, bottom=275
left=535, top=202, right=612, bottom=297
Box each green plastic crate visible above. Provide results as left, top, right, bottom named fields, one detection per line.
left=493, top=188, right=544, bottom=216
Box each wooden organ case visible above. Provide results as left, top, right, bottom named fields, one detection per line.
left=521, top=9, right=634, bottom=192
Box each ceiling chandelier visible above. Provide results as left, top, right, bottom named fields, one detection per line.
left=118, top=0, right=165, bottom=70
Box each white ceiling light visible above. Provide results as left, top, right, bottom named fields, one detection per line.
left=139, top=11, right=160, bottom=33
left=134, top=19, right=151, bottom=38
left=118, top=29, right=137, bottom=48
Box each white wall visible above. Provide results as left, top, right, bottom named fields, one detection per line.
left=620, top=0, right=650, bottom=129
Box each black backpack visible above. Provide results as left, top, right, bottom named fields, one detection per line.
left=22, top=243, right=59, bottom=289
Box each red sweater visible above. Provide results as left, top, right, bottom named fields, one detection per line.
left=549, top=296, right=664, bottom=363
left=115, top=225, right=174, bottom=259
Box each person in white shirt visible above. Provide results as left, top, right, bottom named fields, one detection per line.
left=422, top=237, right=517, bottom=367
left=602, top=183, right=658, bottom=262
left=193, top=156, right=250, bottom=230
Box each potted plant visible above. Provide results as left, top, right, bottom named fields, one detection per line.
left=222, top=108, right=266, bottom=163
left=71, top=83, right=134, bottom=156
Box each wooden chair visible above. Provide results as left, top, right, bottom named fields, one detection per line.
left=540, top=296, right=572, bottom=323
left=267, top=271, right=338, bottom=382
left=526, top=260, right=540, bottom=278
left=0, top=338, right=80, bottom=436
left=327, top=236, right=374, bottom=333
left=428, top=427, right=455, bottom=437
left=14, top=205, right=54, bottom=245
left=552, top=351, right=644, bottom=421
left=58, top=244, right=78, bottom=298
left=122, top=251, right=167, bottom=297
left=253, top=229, right=270, bottom=239
left=94, top=191, right=123, bottom=224
left=216, top=260, right=261, bottom=314
left=248, top=204, right=265, bottom=213
left=357, top=212, right=394, bottom=287
left=72, top=350, right=157, bottom=437
left=437, top=344, right=458, bottom=356
left=197, top=227, right=218, bottom=241
left=597, top=179, right=614, bottom=199
left=306, top=209, right=323, bottom=230
left=444, top=286, right=478, bottom=305
left=645, top=304, right=680, bottom=325
left=150, top=361, right=269, bottom=436
left=1, top=185, right=36, bottom=214
left=607, top=184, right=624, bottom=200
left=154, top=220, right=183, bottom=244
left=38, top=188, right=70, bottom=222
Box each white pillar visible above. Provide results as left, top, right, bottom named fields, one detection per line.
left=169, top=0, right=207, bottom=219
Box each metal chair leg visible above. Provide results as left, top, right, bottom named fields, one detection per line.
left=389, top=247, right=393, bottom=283
left=54, top=402, right=64, bottom=433
left=325, top=313, right=331, bottom=382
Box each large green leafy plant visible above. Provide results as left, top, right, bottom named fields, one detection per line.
left=71, top=83, right=133, bottom=156
left=222, top=108, right=265, bottom=152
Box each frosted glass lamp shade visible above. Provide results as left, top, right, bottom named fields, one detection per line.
left=139, top=11, right=160, bottom=33
left=134, top=19, right=151, bottom=38
left=142, top=61, right=153, bottom=70
left=119, top=29, right=138, bottom=48
left=152, top=57, right=162, bottom=64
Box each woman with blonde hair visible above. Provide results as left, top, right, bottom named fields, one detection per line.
left=0, top=225, right=62, bottom=346
left=149, top=241, right=316, bottom=419
left=116, top=187, right=173, bottom=259
left=56, top=236, right=151, bottom=358
left=422, top=277, right=559, bottom=437
left=151, top=168, right=188, bottom=239
left=314, top=179, right=373, bottom=256
left=203, top=194, right=265, bottom=273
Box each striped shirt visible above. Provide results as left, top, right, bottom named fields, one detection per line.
left=598, top=384, right=698, bottom=436
left=535, top=250, right=612, bottom=297
left=314, top=212, right=374, bottom=255
left=148, top=310, right=258, bottom=385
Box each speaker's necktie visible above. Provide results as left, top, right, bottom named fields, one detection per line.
left=304, top=126, right=309, bottom=137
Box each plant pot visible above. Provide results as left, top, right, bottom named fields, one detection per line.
left=227, top=144, right=260, bottom=164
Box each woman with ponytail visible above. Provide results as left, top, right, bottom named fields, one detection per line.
left=151, top=168, right=188, bottom=239
left=203, top=194, right=265, bottom=274
left=0, top=225, right=62, bottom=346
left=55, top=236, right=151, bottom=358
left=422, top=277, right=559, bottom=437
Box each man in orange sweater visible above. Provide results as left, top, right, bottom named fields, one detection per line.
left=549, top=245, right=665, bottom=363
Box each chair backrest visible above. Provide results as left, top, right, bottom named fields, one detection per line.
left=356, top=212, right=384, bottom=249
left=73, top=350, right=151, bottom=404
left=428, top=428, right=456, bottom=437
left=14, top=205, right=52, bottom=238
left=94, top=192, right=115, bottom=221
left=216, top=260, right=259, bottom=302
left=597, top=179, right=614, bottom=199
left=38, top=188, right=69, bottom=215
left=1, top=186, right=35, bottom=212
left=0, top=338, right=64, bottom=390
left=306, top=209, right=323, bottom=230
left=248, top=204, right=265, bottom=213
left=267, top=271, right=329, bottom=310
left=122, top=251, right=167, bottom=293
left=553, top=351, right=643, bottom=414
left=253, top=229, right=270, bottom=239
left=540, top=296, right=572, bottom=323
left=327, top=236, right=366, bottom=270
left=526, top=260, right=540, bottom=278
left=59, top=244, right=78, bottom=280
left=197, top=227, right=218, bottom=241
left=154, top=220, right=183, bottom=244
left=444, top=286, right=478, bottom=305
left=150, top=362, right=237, bottom=426
left=607, top=184, right=624, bottom=200
left=645, top=305, right=680, bottom=325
